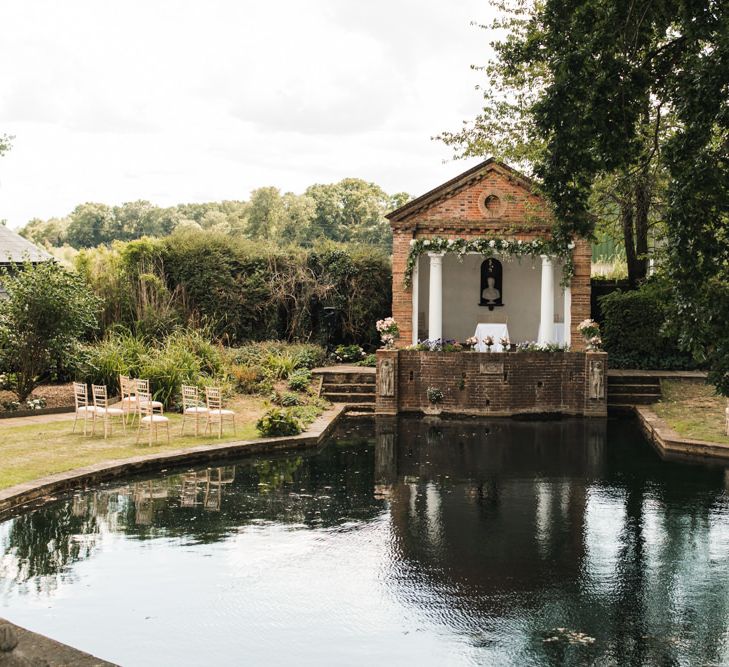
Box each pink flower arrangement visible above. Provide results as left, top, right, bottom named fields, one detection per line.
left=376, top=317, right=400, bottom=349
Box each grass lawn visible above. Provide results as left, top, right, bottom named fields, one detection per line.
left=653, top=379, right=729, bottom=445
left=0, top=395, right=268, bottom=490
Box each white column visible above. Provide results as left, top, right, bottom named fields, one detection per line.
left=428, top=252, right=444, bottom=341
left=563, top=283, right=572, bottom=347
left=411, top=259, right=419, bottom=345
left=537, top=254, right=555, bottom=344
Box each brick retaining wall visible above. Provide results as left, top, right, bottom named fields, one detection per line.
left=376, top=350, right=607, bottom=417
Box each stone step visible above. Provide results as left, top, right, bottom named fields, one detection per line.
left=322, top=392, right=376, bottom=404
left=609, top=384, right=662, bottom=396
left=321, top=382, right=376, bottom=394
left=607, top=394, right=661, bottom=405
left=316, top=372, right=376, bottom=385
left=345, top=407, right=375, bottom=416
left=607, top=376, right=661, bottom=386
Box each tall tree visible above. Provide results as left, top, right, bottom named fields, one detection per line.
left=458, top=0, right=728, bottom=391
left=436, top=0, right=671, bottom=285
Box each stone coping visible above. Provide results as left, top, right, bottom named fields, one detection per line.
left=0, top=405, right=346, bottom=519
left=635, top=405, right=729, bottom=461
left=0, top=618, right=114, bottom=666
left=608, top=369, right=707, bottom=379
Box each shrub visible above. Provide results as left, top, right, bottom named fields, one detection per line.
left=256, top=408, right=302, bottom=437
left=229, top=364, right=266, bottom=394
left=290, top=344, right=326, bottom=370
left=279, top=392, right=302, bottom=407
left=599, top=280, right=699, bottom=370
left=287, top=369, right=312, bottom=391
left=333, top=344, right=365, bottom=363
left=0, top=261, right=100, bottom=400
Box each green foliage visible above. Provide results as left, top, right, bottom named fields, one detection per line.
left=333, top=344, right=365, bottom=363
left=256, top=408, right=302, bottom=437
left=80, top=331, right=147, bottom=391
left=18, top=179, right=408, bottom=253
left=287, top=369, right=312, bottom=392
left=80, top=329, right=224, bottom=406
left=278, top=392, right=302, bottom=407
left=0, top=261, right=99, bottom=400
left=355, top=354, right=377, bottom=368
left=426, top=387, right=444, bottom=404
left=599, top=281, right=698, bottom=370
left=265, top=352, right=298, bottom=380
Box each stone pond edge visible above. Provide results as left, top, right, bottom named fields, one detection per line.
left=0, top=406, right=349, bottom=665
left=0, top=404, right=347, bottom=519
left=635, top=404, right=729, bottom=461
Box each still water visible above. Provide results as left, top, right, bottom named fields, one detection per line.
left=2, top=417, right=729, bottom=666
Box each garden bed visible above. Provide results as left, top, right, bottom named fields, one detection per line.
left=0, top=383, right=74, bottom=417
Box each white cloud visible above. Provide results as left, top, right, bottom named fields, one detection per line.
left=0, top=0, right=495, bottom=228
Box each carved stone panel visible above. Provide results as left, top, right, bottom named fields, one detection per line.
left=379, top=358, right=395, bottom=397
left=480, top=361, right=504, bottom=376
left=588, top=359, right=605, bottom=400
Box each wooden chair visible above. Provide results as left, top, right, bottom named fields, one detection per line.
left=180, top=385, right=208, bottom=436
left=91, top=384, right=125, bottom=438
left=204, top=387, right=236, bottom=439
left=135, top=390, right=170, bottom=446
left=72, top=382, right=97, bottom=436
left=136, top=379, right=163, bottom=412
left=120, top=375, right=139, bottom=427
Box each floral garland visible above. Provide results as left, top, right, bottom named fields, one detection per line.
left=403, top=236, right=576, bottom=288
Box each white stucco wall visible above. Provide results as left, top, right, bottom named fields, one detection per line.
left=416, top=254, right=565, bottom=343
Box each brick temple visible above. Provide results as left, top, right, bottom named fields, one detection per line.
left=375, top=159, right=607, bottom=418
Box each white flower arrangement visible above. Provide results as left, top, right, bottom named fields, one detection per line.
left=465, top=335, right=478, bottom=350
left=500, top=336, right=510, bottom=349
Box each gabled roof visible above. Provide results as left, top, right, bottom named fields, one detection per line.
left=0, top=225, right=54, bottom=264
left=386, top=158, right=538, bottom=223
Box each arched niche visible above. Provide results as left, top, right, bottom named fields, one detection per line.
left=480, top=257, right=504, bottom=311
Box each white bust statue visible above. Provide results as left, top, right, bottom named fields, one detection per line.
left=481, top=276, right=500, bottom=304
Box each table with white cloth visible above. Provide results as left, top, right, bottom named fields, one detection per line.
left=474, top=323, right=510, bottom=352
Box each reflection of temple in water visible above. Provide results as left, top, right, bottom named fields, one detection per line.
left=376, top=416, right=609, bottom=602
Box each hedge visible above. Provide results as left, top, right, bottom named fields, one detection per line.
left=599, top=280, right=700, bottom=370
left=78, top=231, right=392, bottom=348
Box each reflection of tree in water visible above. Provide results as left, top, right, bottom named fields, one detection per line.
left=0, top=504, right=99, bottom=588
left=255, top=457, right=304, bottom=494
left=0, top=429, right=383, bottom=586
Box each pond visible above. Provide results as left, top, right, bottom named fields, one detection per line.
left=2, top=416, right=729, bottom=666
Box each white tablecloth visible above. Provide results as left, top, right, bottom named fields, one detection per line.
left=553, top=323, right=565, bottom=345
left=474, top=323, right=510, bottom=352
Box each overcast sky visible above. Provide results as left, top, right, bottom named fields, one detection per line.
left=0, top=0, right=495, bottom=229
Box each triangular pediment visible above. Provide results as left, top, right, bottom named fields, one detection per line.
left=387, top=159, right=550, bottom=228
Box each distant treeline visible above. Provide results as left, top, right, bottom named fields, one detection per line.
left=20, top=178, right=409, bottom=252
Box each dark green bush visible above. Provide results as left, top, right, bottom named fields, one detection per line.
left=279, top=392, right=302, bottom=407
left=599, top=280, right=699, bottom=370
left=256, top=408, right=302, bottom=437
left=355, top=353, right=377, bottom=367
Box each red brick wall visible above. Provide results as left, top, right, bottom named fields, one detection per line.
left=389, top=163, right=591, bottom=351
left=376, top=350, right=607, bottom=417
